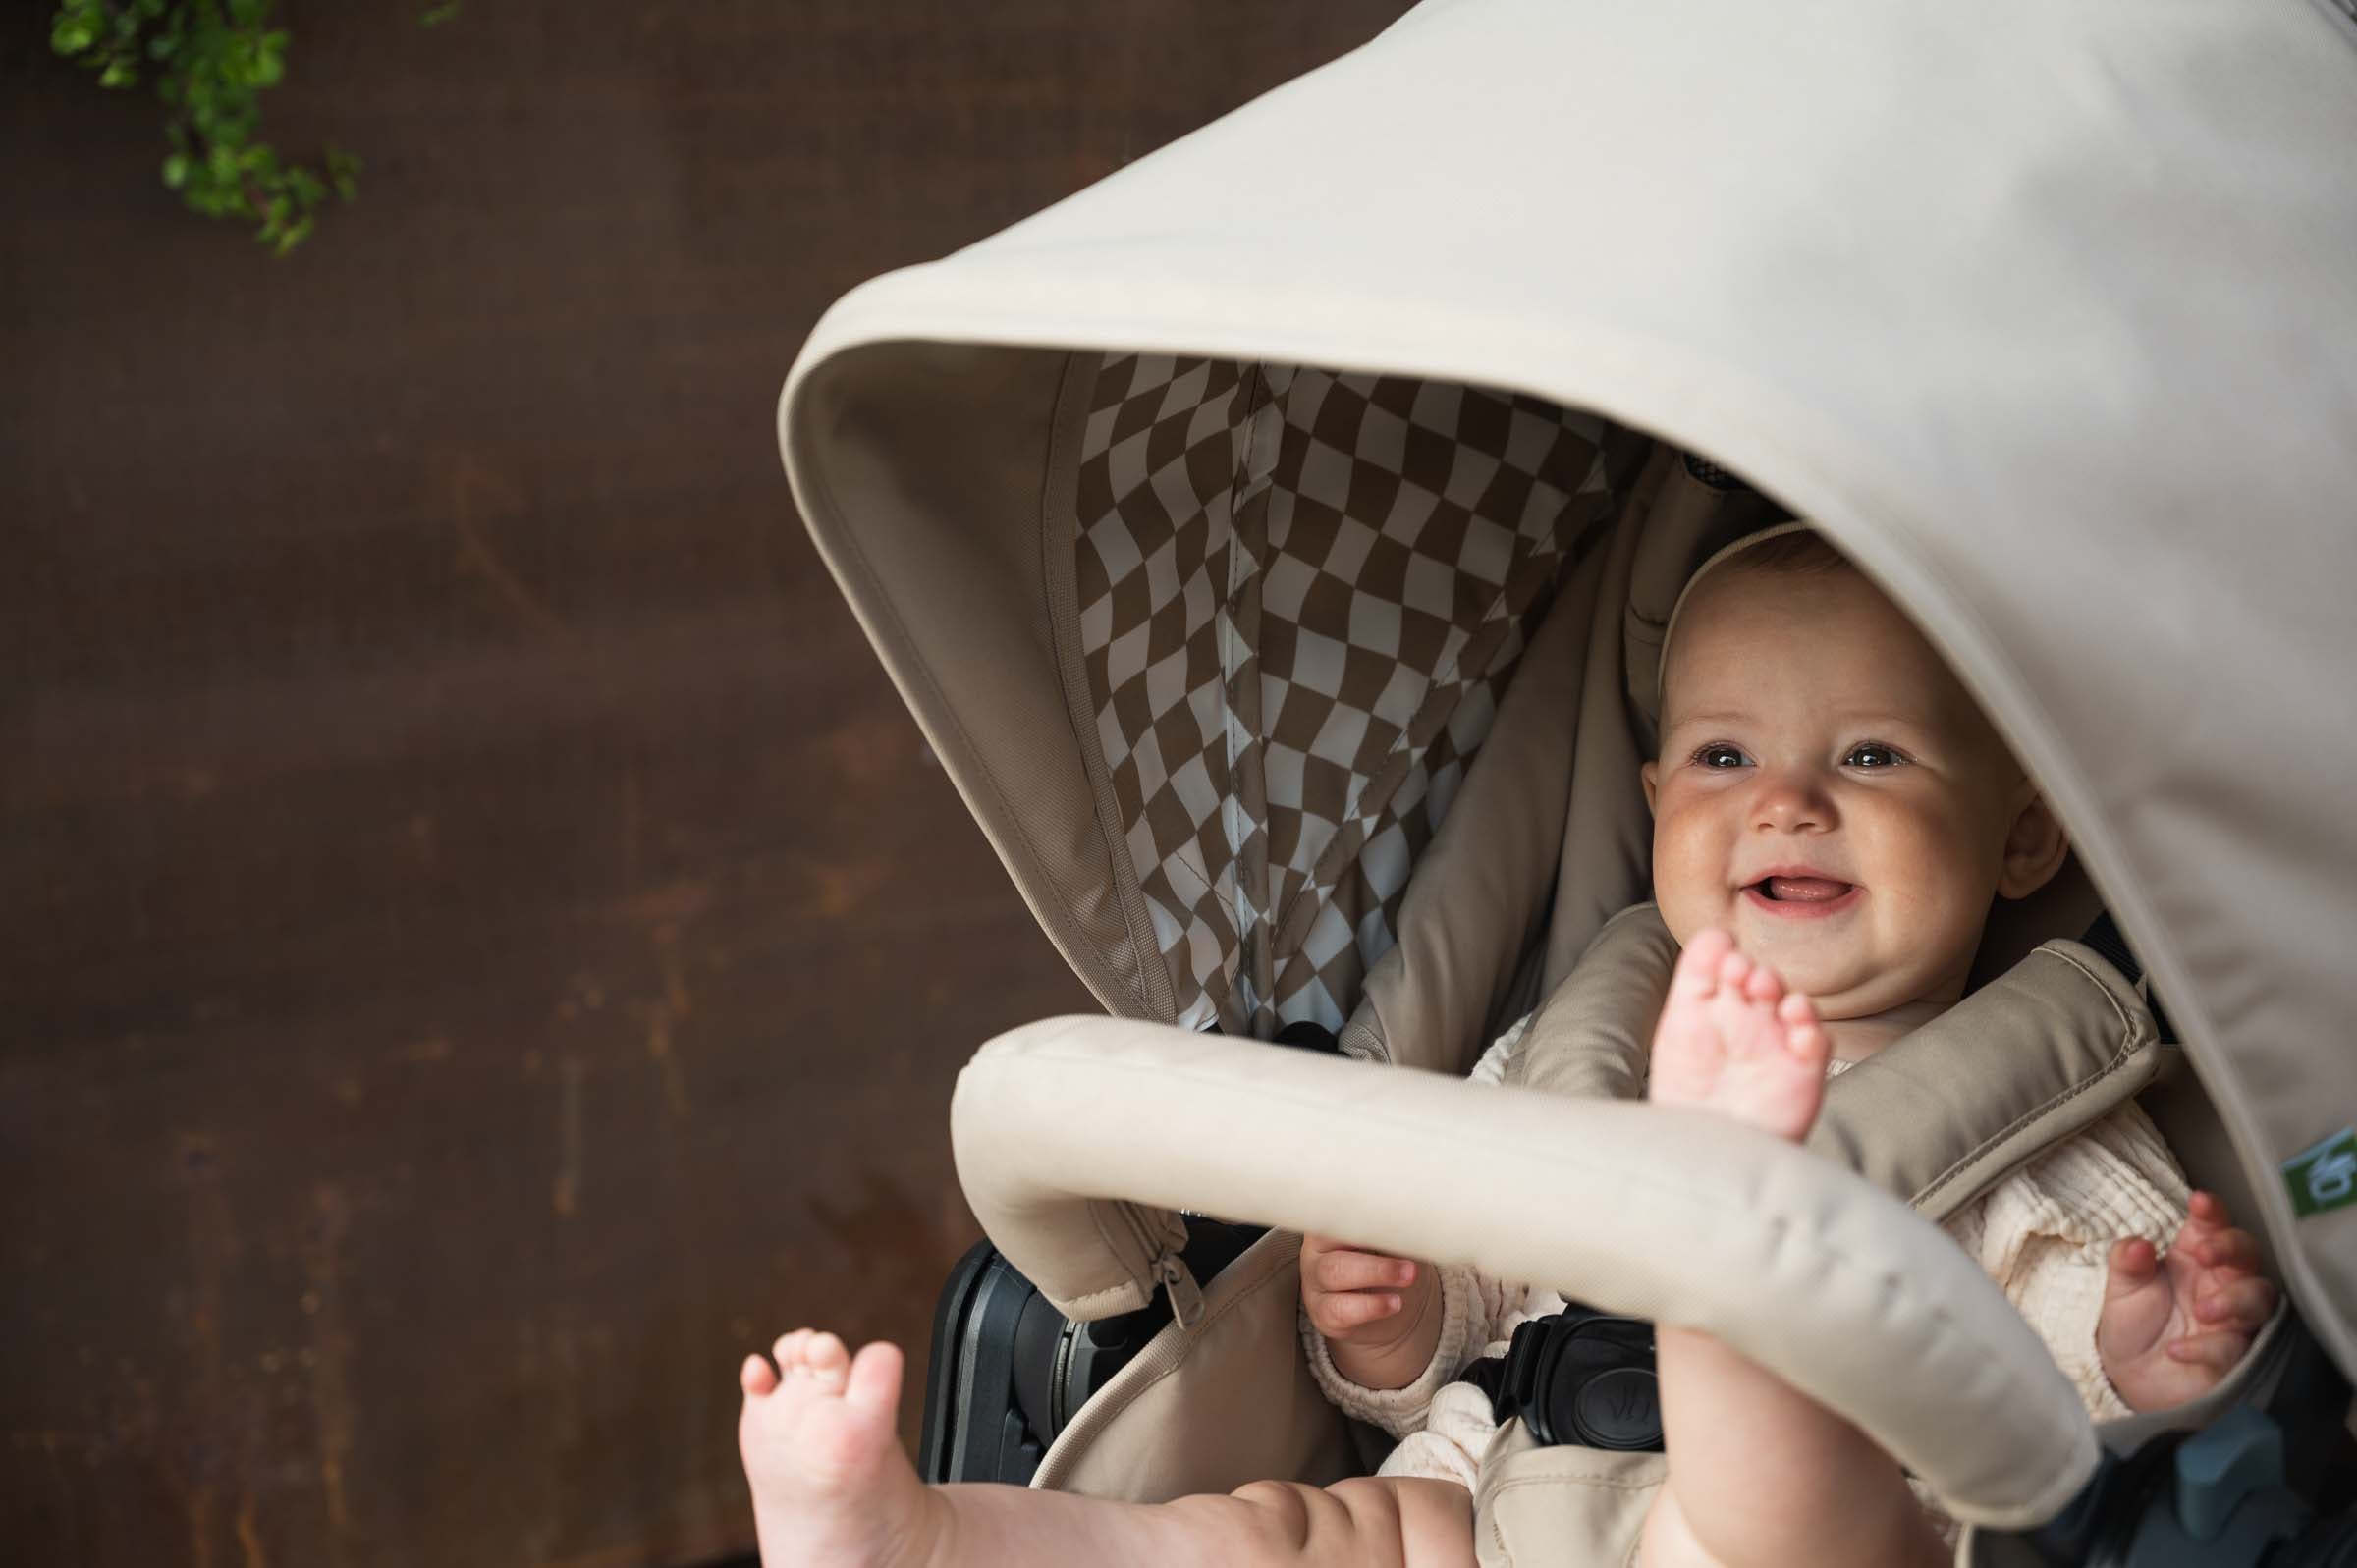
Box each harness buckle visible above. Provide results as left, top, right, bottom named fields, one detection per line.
left=1464, top=1305, right=1664, bottom=1452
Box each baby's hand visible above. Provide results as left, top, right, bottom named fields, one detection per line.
left=2097, top=1191, right=2277, bottom=1412
left=1300, top=1233, right=1438, bottom=1391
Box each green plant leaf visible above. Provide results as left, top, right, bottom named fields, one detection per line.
left=70, top=0, right=459, bottom=254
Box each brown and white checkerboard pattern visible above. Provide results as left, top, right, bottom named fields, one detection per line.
left=1070, top=352, right=1614, bottom=1035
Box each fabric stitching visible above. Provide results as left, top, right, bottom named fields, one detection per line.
left=1913, top=945, right=2147, bottom=1208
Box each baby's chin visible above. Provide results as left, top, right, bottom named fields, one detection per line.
left=1714, top=935, right=1922, bottom=1017
left=1769, top=955, right=1960, bottom=1021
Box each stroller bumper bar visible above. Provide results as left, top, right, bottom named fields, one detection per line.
left=950, top=1015, right=2102, bottom=1530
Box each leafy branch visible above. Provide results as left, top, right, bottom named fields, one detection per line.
left=49, top=1, right=457, bottom=255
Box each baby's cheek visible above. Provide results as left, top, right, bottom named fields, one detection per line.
left=1878, top=882, right=1981, bottom=993
left=1651, top=872, right=1717, bottom=949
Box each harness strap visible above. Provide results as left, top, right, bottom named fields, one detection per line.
left=2076, top=913, right=2178, bottom=1044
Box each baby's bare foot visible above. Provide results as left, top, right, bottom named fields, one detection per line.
left=1646, top=929, right=1829, bottom=1142
left=738, top=1328, right=941, bottom=1568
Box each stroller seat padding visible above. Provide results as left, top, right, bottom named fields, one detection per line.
left=1511, top=904, right=2168, bottom=1220
left=952, top=1018, right=2100, bottom=1527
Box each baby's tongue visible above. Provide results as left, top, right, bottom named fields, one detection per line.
left=1765, top=877, right=1852, bottom=903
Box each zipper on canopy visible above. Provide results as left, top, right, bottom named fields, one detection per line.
left=1217, top=362, right=1285, bottom=1034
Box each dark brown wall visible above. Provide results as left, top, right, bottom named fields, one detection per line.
left=0, top=4, right=1410, bottom=1565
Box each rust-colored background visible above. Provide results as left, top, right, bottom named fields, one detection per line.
left=1, top=4, right=1409, bottom=1564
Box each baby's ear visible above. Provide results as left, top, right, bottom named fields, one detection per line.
left=1997, top=788, right=2069, bottom=899
left=1640, top=760, right=1659, bottom=816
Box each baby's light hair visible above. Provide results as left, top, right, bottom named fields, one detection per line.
left=1713, top=526, right=1855, bottom=580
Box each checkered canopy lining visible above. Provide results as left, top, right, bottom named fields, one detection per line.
left=1069, top=352, right=1615, bottom=1035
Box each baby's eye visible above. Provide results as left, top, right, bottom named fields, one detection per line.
left=1844, top=742, right=1905, bottom=770
left=1692, top=744, right=1750, bottom=770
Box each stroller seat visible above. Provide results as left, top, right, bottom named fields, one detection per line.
left=905, top=373, right=2319, bottom=1557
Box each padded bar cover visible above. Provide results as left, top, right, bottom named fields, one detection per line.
left=952, top=1018, right=2100, bottom=1529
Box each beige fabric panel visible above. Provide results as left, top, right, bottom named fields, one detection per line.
left=1029, top=1230, right=1356, bottom=1501
left=1473, top=1422, right=1660, bottom=1568
left=952, top=1017, right=2099, bottom=1527
left=1821, top=941, right=2163, bottom=1218
left=1509, top=903, right=1677, bottom=1103
left=788, top=344, right=1149, bottom=1015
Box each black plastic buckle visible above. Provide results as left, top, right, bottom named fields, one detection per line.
left=1463, top=1306, right=1663, bottom=1452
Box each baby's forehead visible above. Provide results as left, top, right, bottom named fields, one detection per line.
left=1664, top=568, right=1983, bottom=729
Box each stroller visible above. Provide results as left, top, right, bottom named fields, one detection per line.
left=778, top=0, right=2357, bottom=1561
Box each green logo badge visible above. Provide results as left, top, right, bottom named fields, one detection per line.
left=2283, top=1129, right=2357, bottom=1218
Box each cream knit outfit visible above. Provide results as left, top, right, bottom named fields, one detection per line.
left=1303, top=1011, right=2192, bottom=1493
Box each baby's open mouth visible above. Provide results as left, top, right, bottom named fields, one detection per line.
left=1749, top=876, right=1855, bottom=904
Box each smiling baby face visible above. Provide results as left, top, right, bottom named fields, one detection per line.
left=1641, top=539, right=2066, bottom=1021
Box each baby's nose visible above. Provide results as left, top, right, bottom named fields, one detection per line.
left=1751, top=773, right=1834, bottom=831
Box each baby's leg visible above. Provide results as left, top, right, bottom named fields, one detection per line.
left=1638, top=932, right=1945, bottom=1568
left=740, top=1326, right=1475, bottom=1568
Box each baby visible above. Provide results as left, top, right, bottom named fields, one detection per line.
left=738, top=529, right=2276, bottom=1568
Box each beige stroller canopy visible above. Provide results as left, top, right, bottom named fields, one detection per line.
left=782, top=0, right=2357, bottom=1520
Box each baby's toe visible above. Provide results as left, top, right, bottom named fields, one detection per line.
left=806, top=1332, right=851, bottom=1392
left=1783, top=1018, right=1826, bottom=1071
left=1743, top=961, right=1783, bottom=1006
left=1673, top=930, right=1732, bottom=997
left=1716, top=947, right=1752, bottom=994
left=772, top=1328, right=812, bottom=1376
left=741, top=1353, right=779, bottom=1397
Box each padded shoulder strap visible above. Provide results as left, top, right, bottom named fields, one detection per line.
left=1507, top=902, right=1678, bottom=1100
left=1506, top=909, right=2167, bottom=1220
left=1814, top=940, right=2165, bottom=1221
